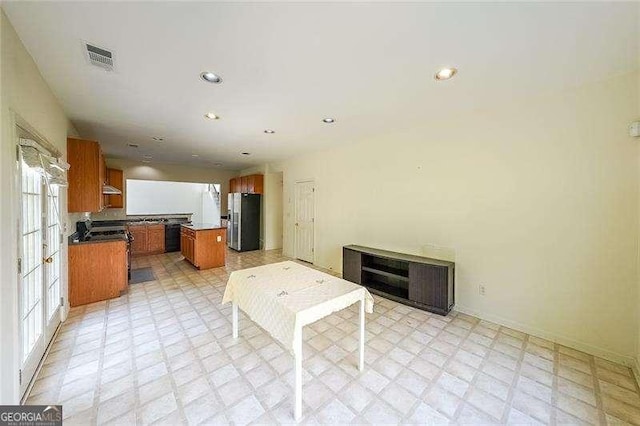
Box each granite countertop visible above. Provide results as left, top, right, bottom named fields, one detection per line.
left=92, top=216, right=192, bottom=227
left=181, top=223, right=226, bottom=231
left=69, top=235, right=129, bottom=245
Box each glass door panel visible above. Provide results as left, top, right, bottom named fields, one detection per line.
left=19, top=161, right=44, bottom=395
left=18, top=152, right=62, bottom=396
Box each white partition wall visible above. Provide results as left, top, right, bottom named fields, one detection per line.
left=126, top=179, right=220, bottom=224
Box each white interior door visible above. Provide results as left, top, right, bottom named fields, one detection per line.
left=294, top=181, right=315, bottom=263
left=18, top=154, right=61, bottom=396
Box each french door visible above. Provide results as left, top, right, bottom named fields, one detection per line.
left=19, top=154, right=62, bottom=396
left=294, top=180, right=315, bottom=263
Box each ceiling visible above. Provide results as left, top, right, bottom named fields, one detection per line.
left=3, top=2, right=638, bottom=170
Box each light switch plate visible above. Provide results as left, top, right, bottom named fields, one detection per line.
left=217, top=236, right=222, bottom=242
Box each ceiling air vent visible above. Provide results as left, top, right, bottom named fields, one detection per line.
left=85, top=43, right=114, bottom=71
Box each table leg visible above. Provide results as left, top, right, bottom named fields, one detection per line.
left=232, top=301, right=238, bottom=339
left=294, top=330, right=302, bottom=420
left=359, top=297, right=365, bottom=371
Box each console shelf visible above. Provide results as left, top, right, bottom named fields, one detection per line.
left=343, top=245, right=455, bottom=316
left=361, top=266, right=409, bottom=281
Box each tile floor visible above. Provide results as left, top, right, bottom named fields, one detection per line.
left=26, top=249, right=640, bottom=425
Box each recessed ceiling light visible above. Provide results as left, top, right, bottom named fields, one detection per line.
left=264, top=129, right=275, bottom=134
left=213, top=162, right=222, bottom=167
left=143, top=154, right=153, bottom=159
left=241, top=152, right=251, bottom=156
left=152, top=137, right=164, bottom=141
left=128, top=143, right=139, bottom=148
left=434, top=67, right=457, bottom=81
left=192, top=154, right=199, bottom=158
left=200, top=71, right=222, bottom=84
left=322, top=118, right=335, bottom=123
left=142, top=159, right=151, bottom=163
left=204, top=112, right=219, bottom=120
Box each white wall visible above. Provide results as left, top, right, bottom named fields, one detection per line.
left=272, top=72, right=640, bottom=365
left=126, top=179, right=220, bottom=224
left=0, top=9, right=74, bottom=404
left=92, top=158, right=237, bottom=221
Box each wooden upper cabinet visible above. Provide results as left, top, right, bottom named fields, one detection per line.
left=229, top=174, right=264, bottom=194
left=246, top=174, right=263, bottom=194
left=68, top=137, right=105, bottom=213
left=240, top=176, right=249, bottom=193
left=229, top=177, right=240, bottom=194
left=106, top=168, right=124, bottom=208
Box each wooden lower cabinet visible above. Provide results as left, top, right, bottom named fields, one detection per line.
left=129, top=226, right=147, bottom=255
left=129, top=224, right=165, bottom=255
left=69, top=240, right=128, bottom=307
left=147, top=225, right=165, bottom=254
left=181, top=226, right=226, bottom=269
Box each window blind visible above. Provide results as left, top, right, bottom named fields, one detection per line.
left=18, top=138, right=69, bottom=187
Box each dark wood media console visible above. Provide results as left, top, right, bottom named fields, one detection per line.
left=343, top=245, right=455, bottom=315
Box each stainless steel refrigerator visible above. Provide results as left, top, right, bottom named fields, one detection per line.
left=227, top=193, right=261, bottom=251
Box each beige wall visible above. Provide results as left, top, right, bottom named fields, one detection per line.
left=0, top=9, right=74, bottom=403
left=264, top=171, right=283, bottom=250
left=91, top=158, right=237, bottom=220
left=273, top=72, right=640, bottom=365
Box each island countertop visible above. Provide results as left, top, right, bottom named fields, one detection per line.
left=181, top=223, right=226, bottom=231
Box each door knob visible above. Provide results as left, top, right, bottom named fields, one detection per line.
left=43, top=256, right=53, bottom=264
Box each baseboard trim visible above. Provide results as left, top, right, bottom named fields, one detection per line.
left=454, top=304, right=636, bottom=368
left=632, top=357, right=640, bottom=390
left=20, top=323, right=62, bottom=404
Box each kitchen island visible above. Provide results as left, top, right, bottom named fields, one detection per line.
left=181, top=223, right=227, bottom=269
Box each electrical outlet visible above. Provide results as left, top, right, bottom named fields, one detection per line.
left=479, top=285, right=486, bottom=296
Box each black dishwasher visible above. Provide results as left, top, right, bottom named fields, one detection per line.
left=164, top=223, right=182, bottom=252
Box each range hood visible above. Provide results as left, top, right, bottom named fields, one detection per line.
left=103, top=184, right=122, bottom=195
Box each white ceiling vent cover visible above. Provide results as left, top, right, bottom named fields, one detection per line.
left=84, top=43, right=114, bottom=71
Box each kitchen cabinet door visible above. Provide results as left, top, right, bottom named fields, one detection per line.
left=240, top=176, right=249, bottom=193
left=186, top=236, right=195, bottom=264
left=99, top=149, right=106, bottom=211
left=129, top=227, right=148, bottom=255
left=67, top=138, right=103, bottom=213
left=252, top=174, right=264, bottom=194
left=180, top=232, right=187, bottom=258
left=147, top=225, right=165, bottom=253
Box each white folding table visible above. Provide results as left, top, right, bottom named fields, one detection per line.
left=222, top=261, right=374, bottom=420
